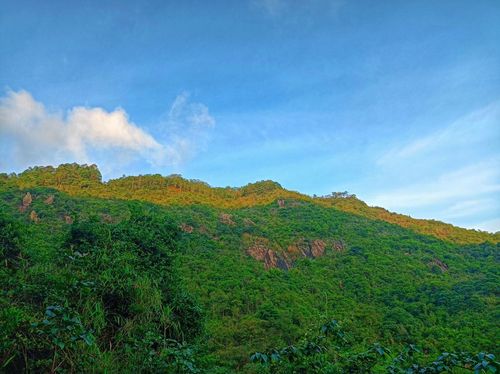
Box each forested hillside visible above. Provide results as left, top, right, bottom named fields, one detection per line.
left=4, top=164, right=499, bottom=244
left=1, top=164, right=498, bottom=372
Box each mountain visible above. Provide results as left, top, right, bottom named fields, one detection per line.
left=5, top=163, right=499, bottom=244
left=1, top=164, right=498, bottom=373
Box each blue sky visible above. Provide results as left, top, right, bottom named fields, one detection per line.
left=0, top=0, right=499, bottom=232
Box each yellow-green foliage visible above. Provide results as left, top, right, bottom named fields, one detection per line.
left=3, top=163, right=497, bottom=244
left=318, top=196, right=500, bottom=244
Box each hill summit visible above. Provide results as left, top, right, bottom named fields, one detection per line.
left=2, top=163, right=498, bottom=244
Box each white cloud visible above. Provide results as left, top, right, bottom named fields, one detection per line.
left=442, top=198, right=497, bottom=219
left=158, top=91, right=215, bottom=165
left=378, top=101, right=500, bottom=165
left=0, top=90, right=215, bottom=172
left=474, top=218, right=500, bottom=233
left=369, top=161, right=500, bottom=210
left=166, top=92, right=215, bottom=130
left=366, top=102, right=500, bottom=231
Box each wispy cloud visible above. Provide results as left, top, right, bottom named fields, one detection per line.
left=251, top=0, right=344, bottom=17
left=252, top=0, right=286, bottom=16
left=158, top=92, right=215, bottom=165
left=365, top=102, right=500, bottom=231
left=378, top=101, right=500, bottom=165
left=442, top=198, right=497, bottom=219
left=474, top=218, right=500, bottom=233
left=370, top=161, right=500, bottom=210
left=0, top=90, right=215, bottom=173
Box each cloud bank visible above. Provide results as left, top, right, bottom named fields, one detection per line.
left=367, top=102, right=500, bottom=232
left=0, top=90, right=215, bottom=174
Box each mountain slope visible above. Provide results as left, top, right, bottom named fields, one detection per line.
left=3, top=163, right=498, bottom=244
left=0, top=164, right=498, bottom=372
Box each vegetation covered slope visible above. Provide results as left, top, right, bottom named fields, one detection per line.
left=0, top=195, right=203, bottom=372
left=3, top=163, right=498, bottom=244
left=0, top=164, right=498, bottom=372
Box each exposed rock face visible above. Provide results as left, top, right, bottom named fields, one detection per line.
left=44, top=195, right=54, bottom=205
left=23, top=192, right=32, bottom=206
left=19, top=192, right=32, bottom=212
left=198, top=225, right=209, bottom=235
left=101, top=214, right=113, bottom=223
left=247, top=236, right=334, bottom=270
left=180, top=223, right=194, bottom=233
left=277, top=199, right=285, bottom=208
left=247, top=244, right=290, bottom=270
left=243, top=218, right=256, bottom=226
left=332, top=239, right=346, bottom=252
left=311, top=240, right=326, bottom=257
left=295, top=240, right=313, bottom=258
left=29, top=210, right=39, bottom=223
left=220, top=213, right=235, bottom=225
left=429, top=258, right=448, bottom=272
left=287, top=239, right=326, bottom=259
left=64, top=215, right=73, bottom=224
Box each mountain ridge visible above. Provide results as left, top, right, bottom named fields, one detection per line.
left=2, top=163, right=498, bottom=244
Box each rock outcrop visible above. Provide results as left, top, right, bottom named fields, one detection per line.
left=243, top=218, right=256, bottom=226
left=332, top=239, right=346, bottom=252
left=19, top=192, right=32, bottom=212
left=101, top=214, right=113, bottom=223
left=29, top=210, right=39, bottom=223
left=311, top=239, right=326, bottom=257
left=246, top=236, right=340, bottom=270
left=198, top=225, right=209, bottom=235
left=44, top=195, right=54, bottom=205
left=180, top=223, right=194, bottom=233
left=220, top=213, right=235, bottom=226
left=247, top=244, right=290, bottom=270
left=287, top=239, right=326, bottom=259
left=429, top=258, right=448, bottom=272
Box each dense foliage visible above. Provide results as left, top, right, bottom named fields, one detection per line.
left=0, top=164, right=498, bottom=372
left=0, top=203, right=202, bottom=372
left=249, top=320, right=499, bottom=373
left=3, top=164, right=498, bottom=244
